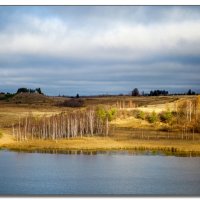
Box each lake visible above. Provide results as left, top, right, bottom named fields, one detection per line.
left=0, top=150, right=200, bottom=195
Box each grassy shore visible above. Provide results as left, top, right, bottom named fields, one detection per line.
left=1, top=129, right=200, bottom=156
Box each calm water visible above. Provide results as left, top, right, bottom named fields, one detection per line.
left=0, top=150, right=200, bottom=195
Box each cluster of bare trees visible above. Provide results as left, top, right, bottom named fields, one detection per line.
left=175, top=96, right=200, bottom=132
left=12, top=108, right=110, bottom=141
left=116, top=100, right=136, bottom=109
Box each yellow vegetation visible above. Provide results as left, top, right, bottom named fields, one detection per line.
left=1, top=129, right=200, bottom=154
left=111, top=116, right=155, bottom=129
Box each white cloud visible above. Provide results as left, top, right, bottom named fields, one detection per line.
left=0, top=13, right=200, bottom=61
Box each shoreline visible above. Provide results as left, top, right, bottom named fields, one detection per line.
left=1, top=135, right=200, bottom=157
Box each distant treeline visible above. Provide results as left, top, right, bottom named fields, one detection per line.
left=131, top=88, right=197, bottom=96
left=16, top=87, right=43, bottom=94
left=149, top=90, right=169, bottom=96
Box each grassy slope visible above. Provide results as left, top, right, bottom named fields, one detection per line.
left=111, top=117, right=156, bottom=130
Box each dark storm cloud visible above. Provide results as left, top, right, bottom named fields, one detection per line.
left=0, top=6, right=200, bottom=95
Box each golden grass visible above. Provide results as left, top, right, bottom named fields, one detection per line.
left=121, top=139, right=200, bottom=153
left=3, top=137, right=120, bottom=151
left=110, top=116, right=167, bottom=131
left=0, top=103, right=70, bottom=127
left=0, top=129, right=15, bottom=146
left=136, top=102, right=175, bottom=113
left=1, top=130, right=200, bottom=155
left=111, top=116, right=154, bottom=129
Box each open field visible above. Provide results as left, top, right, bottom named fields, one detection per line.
left=0, top=94, right=199, bottom=155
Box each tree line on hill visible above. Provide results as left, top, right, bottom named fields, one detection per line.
left=131, top=88, right=197, bottom=96
left=0, top=88, right=44, bottom=100
left=0, top=87, right=43, bottom=95
left=16, top=87, right=43, bottom=94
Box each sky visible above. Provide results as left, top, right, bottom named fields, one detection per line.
left=0, top=6, right=200, bottom=96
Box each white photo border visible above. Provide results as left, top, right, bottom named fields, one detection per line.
left=0, top=0, right=200, bottom=5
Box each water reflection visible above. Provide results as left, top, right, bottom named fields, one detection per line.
left=4, top=148, right=200, bottom=157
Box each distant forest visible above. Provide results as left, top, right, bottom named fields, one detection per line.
left=131, top=88, right=197, bottom=97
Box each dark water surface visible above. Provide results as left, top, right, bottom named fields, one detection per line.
left=0, top=150, right=200, bottom=195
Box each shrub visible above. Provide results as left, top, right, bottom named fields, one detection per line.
left=59, top=99, right=84, bottom=107
left=160, top=110, right=173, bottom=123
left=96, top=106, right=107, bottom=121
left=107, top=108, right=117, bottom=121
left=147, top=111, right=158, bottom=123
left=96, top=106, right=117, bottom=122
left=137, top=111, right=146, bottom=120
left=0, top=93, right=15, bottom=101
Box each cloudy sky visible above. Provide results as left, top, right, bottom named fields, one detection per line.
left=0, top=6, right=200, bottom=95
